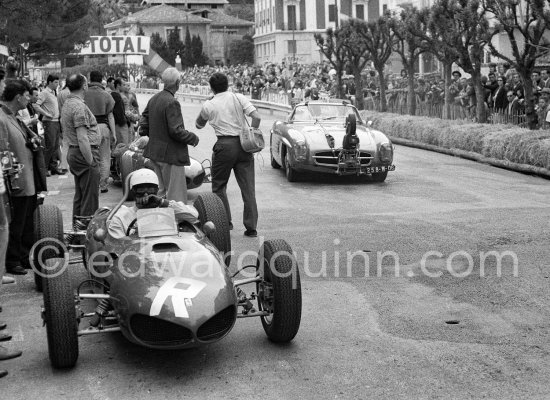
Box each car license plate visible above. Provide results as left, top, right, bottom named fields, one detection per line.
left=365, top=165, right=395, bottom=174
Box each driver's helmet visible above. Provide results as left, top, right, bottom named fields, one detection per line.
left=130, top=168, right=159, bottom=191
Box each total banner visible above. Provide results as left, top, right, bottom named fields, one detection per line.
left=81, top=36, right=150, bottom=55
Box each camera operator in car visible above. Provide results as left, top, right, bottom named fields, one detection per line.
left=108, top=168, right=198, bottom=239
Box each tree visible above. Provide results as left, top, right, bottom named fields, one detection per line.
left=431, top=0, right=491, bottom=123
left=410, top=7, right=459, bottom=119
left=150, top=32, right=171, bottom=65
left=483, top=0, right=550, bottom=129
left=315, top=28, right=348, bottom=99
left=337, top=20, right=372, bottom=110
left=181, top=27, right=193, bottom=68
left=356, top=16, right=395, bottom=112
left=0, top=0, right=92, bottom=59
left=88, top=0, right=128, bottom=35
left=191, top=35, right=208, bottom=66
left=228, top=34, right=254, bottom=65
left=389, top=8, right=428, bottom=115
left=167, top=27, right=184, bottom=66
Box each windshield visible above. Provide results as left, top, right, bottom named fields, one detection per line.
left=291, top=104, right=362, bottom=123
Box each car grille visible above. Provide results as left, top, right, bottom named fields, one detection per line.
left=196, top=306, right=236, bottom=342
left=313, top=151, right=373, bottom=166
left=130, top=314, right=193, bottom=345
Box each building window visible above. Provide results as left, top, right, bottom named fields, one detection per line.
left=328, top=4, right=336, bottom=22
left=287, top=5, right=297, bottom=30
left=383, top=4, right=388, bottom=13
left=166, top=27, right=181, bottom=40
left=356, top=5, right=364, bottom=19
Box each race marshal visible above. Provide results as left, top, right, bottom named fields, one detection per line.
left=81, top=36, right=150, bottom=55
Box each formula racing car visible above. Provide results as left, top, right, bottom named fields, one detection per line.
left=33, top=178, right=302, bottom=369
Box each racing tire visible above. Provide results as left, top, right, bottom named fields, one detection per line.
left=371, top=171, right=388, bottom=183
left=42, top=257, right=79, bottom=369
left=32, top=204, right=64, bottom=292
left=257, top=239, right=302, bottom=343
left=120, top=151, right=135, bottom=201
left=283, top=151, right=298, bottom=182
left=194, top=193, right=232, bottom=267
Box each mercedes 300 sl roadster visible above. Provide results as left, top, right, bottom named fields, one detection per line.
left=33, top=179, right=302, bottom=369
left=270, top=101, right=395, bottom=182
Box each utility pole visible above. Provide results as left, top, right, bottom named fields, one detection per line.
left=335, top=0, right=339, bottom=29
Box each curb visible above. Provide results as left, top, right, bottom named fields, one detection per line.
left=389, top=136, right=550, bottom=180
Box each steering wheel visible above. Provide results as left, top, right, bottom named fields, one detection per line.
left=126, top=218, right=138, bottom=236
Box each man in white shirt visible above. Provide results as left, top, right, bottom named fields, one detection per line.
left=195, top=72, right=261, bottom=238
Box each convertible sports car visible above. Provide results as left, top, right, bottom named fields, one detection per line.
left=32, top=179, right=302, bottom=369
left=270, top=101, right=395, bottom=182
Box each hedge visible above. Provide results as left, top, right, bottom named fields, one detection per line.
left=361, top=111, right=550, bottom=176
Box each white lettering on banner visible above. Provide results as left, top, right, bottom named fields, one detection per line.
left=150, top=277, right=206, bottom=318
left=81, top=36, right=150, bottom=55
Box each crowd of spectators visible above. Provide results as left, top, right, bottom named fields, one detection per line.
left=148, top=61, right=550, bottom=130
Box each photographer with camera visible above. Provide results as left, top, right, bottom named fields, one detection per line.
left=0, top=80, right=46, bottom=276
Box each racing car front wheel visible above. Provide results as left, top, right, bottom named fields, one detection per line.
left=43, top=257, right=79, bottom=369
left=256, top=239, right=302, bottom=342
left=33, top=204, right=65, bottom=292
left=194, top=193, right=232, bottom=267
left=283, top=150, right=299, bottom=182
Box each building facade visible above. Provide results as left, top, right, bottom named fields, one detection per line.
left=254, top=0, right=380, bottom=65
left=105, top=3, right=252, bottom=65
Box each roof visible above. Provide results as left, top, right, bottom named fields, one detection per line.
left=143, top=0, right=228, bottom=5
left=105, top=4, right=211, bottom=28
left=191, top=9, right=253, bottom=27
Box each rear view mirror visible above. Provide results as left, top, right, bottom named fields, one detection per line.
left=94, top=228, right=107, bottom=243
left=367, top=120, right=373, bottom=127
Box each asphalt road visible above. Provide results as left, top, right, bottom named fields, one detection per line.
left=2, top=95, right=550, bottom=399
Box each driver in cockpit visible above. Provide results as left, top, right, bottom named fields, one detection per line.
left=108, top=168, right=199, bottom=239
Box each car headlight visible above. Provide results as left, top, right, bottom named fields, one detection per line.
left=288, top=129, right=307, bottom=161
left=379, top=142, right=393, bottom=163
left=293, top=140, right=307, bottom=161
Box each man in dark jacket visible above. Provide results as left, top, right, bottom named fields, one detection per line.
left=139, top=67, right=199, bottom=202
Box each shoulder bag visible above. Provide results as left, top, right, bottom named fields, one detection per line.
left=232, top=93, right=264, bottom=153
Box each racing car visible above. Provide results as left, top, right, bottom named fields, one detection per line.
left=111, top=136, right=210, bottom=200
left=270, top=101, right=395, bottom=182
left=33, top=177, right=302, bottom=369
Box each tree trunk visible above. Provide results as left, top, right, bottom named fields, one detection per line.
left=336, top=69, right=344, bottom=99
left=377, top=67, right=388, bottom=112
left=443, top=63, right=452, bottom=120
left=353, top=67, right=365, bottom=110
left=520, top=71, right=538, bottom=129
left=407, top=66, right=416, bottom=115
left=472, top=69, right=486, bottom=123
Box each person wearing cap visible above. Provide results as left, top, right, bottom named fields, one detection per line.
left=60, top=74, right=101, bottom=223
left=108, top=168, right=198, bottom=239
left=139, top=67, right=199, bottom=203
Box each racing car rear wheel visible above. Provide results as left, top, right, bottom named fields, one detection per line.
left=194, top=193, right=232, bottom=267
left=42, top=257, right=79, bottom=369
left=33, top=204, right=64, bottom=292
left=371, top=171, right=388, bottom=183
left=256, top=239, right=302, bottom=342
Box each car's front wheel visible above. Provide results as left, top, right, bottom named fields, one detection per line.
left=43, top=257, right=79, bottom=368
left=283, top=150, right=299, bottom=182
left=256, top=239, right=302, bottom=343
left=270, top=148, right=281, bottom=169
